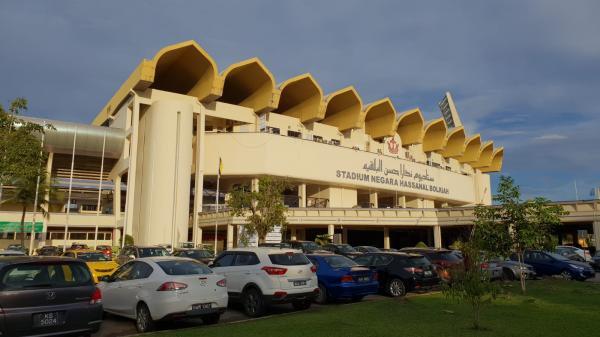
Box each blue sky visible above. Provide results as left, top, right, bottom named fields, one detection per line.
left=1, top=1, right=599, bottom=201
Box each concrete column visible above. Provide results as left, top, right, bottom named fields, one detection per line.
left=134, top=99, right=194, bottom=246
left=197, top=227, right=203, bottom=247
left=227, top=224, right=235, bottom=249
left=328, top=224, right=335, bottom=238
left=298, top=183, right=307, bottom=208
left=594, top=221, right=600, bottom=250
left=41, top=152, right=54, bottom=245
left=113, top=174, right=121, bottom=224
left=369, top=191, right=378, bottom=208
left=290, top=227, right=297, bottom=241
left=396, top=195, right=406, bottom=208
left=434, top=225, right=442, bottom=249
left=383, top=227, right=390, bottom=249
left=124, top=101, right=140, bottom=239
left=251, top=178, right=260, bottom=192
left=342, top=228, right=348, bottom=243
left=192, top=110, right=206, bottom=247
left=112, top=228, right=121, bottom=247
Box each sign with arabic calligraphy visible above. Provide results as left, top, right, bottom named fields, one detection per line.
left=336, top=158, right=450, bottom=195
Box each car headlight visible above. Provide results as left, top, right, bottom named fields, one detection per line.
left=568, top=264, right=584, bottom=270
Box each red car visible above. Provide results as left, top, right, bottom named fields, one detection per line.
left=399, top=248, right=464, bottom=281
left=95, top=245, right=113, bottom=259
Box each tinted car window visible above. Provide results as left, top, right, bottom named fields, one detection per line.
left=138, top=248, right=169, bottom=257
left=373, top=255, right=393, bottom=266
left=432, top=252, right=461, bottom=261
left=269, top=253, right=311, bottom=265
left=301, top=242, right=321, bottom=251
left=546, top=252, right=569, bottom=261
left=213, top=253, right=235, bottom=267
left=406, top=256, right=431, bottom=267
left=180, top=250, right=213, bottom=259
left=77, top=252, right=110, bottom=261
left=323, top=255, right=357, bottom=268
left=131, top=262, right=154, bottom=279
left=112, top=262, right=136, bottom=281
left=0, top=262, right=91, bottom=290
left=234, top=253, right=259, bottom=266
left=338, top=245, right=357, bottom=253
left=157, top=260, right=212, bottom=275
left=353, top=255, right=373, bottom=266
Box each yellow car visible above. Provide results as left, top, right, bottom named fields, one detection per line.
left=63, top=250, right=119, bottom=283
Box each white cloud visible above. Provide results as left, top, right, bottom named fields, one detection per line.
left=533, top=134, right=568, bottom=141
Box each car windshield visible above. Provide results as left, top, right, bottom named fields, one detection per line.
left=338, top=245, right=357, bottom=253
left=77, top=252, right=110, bottom=261
left=0, top=262, right=92, bottom=290
left=432, top=252, right=462, bottom=261
left=157, top=260, right=212, bottom=275
left=323, top=255, right=357, bottom=268
left=364, top=246, right=381, bottom=252
left=547, top=252, right=570, bottom=261
left=269, top=253, right=311, bottom=265
left=138, top=248, right=169, bottom=257
left=301, top=242, right=320, bottom=251
left=183, top=250, right=213, bottom=258
left=407, top=256, right=431, bottom=267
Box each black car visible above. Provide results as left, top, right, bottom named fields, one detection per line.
left=36, top=246, right=63, bottom=256
left=355, top=246, right=381, bottom=253
left=116, top=245, right=170, bottom=265
left=400, top=248, right=464, bottom=281
left=321, top=244, right=363, bottom=259
left=173, top=248, right=215, bottom=265
left=354, top=252, right=440, bottom=297
left=0, top=256, right=102, bottom=336
left=284, top=240, right=323, bottom=254
left=592, top=252, right=600, bottom=271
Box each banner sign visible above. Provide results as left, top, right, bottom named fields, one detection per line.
left=0, top=221, right=43, bottom=233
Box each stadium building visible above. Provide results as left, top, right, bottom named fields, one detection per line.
left=1, top=41, right=598, bottom=251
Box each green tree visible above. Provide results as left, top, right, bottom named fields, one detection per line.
left=227, top=176, right=290, bottom=245
left=472, top=176, right=566, bottom=293
left=314, top=233, right=332, bottom=246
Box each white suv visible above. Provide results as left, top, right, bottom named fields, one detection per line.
left=211, top=247, right=318, bottom=317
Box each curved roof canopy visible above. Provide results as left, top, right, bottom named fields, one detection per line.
left=320, top=86, right=364, bottom=131
left=481, top=147, right=504, bottom=173
left=273, top=73, right=323, bottom=123
left=471, top=141, right=495, bottom=168
left=422, top=118, right=447, bottom=152
left=396, top=108, right=424, bottom=145
left=93, top=40, right=220, bottom=125
left=218, top=58, right=279, bottom=113
left=362, top=98, right=397, bottom=140
left=458, top=134, right=482, bottom=163
left=441, top=127, right=466, bottom=158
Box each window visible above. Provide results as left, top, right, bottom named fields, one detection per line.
left=49, top=232, right=65, bottom=240
left=313, top=135, right=323, bottom=142
left=287, top=130, right=301, bottom=138
left=323, top=255, right=357, bottom=268
left=234, top=253, right=260, bottom=266
left=131, top=262, right=154, bottom=279
left=137, top=248, right=168, bottom=258
left=112, top=262, right=136, bottom=282
left=213, top=253, right=235, bottom=267
left=69, top=232, right=86, bottom=240
left=269, top=253, right=311, bottom=266
left=0, top=262, right=92, bottom=290
left=81, top=204, right=97, bottom=212
left=353, top=255, right=373, bottom=266
left=373, top=255, right=393, bottom=266
left=330, top=139, right=340, bottom=146
left=157, top=260, right=212, bottom=275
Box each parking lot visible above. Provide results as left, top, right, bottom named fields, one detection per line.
left=93, top=294, right=391, bottom=337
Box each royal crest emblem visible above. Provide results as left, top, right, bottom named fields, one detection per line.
left=387, top=138, right=399, bottom=154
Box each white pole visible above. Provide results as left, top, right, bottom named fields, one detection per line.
left=93, top=131, right=107, bottom=249
left=63, top=129, right=77, bottom=250
left=28, top=126, right=45, bottom=255
left=214, top=174, right=220, bottom=256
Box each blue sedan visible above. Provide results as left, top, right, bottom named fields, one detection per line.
left=307, top=254, right=379, bottom=303
left=514, top=250, right=595, bottom=281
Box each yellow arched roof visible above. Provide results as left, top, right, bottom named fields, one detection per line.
left=395, top=108, right=424, bottom=145
left=471, top=141, right=495, bottom=168
left=363, top=98, right=397, bottom=140
left=93, top=40, right=220, bottom=125
left=481, top=147, right=504, bottom=173
left=458, top=134, right=482, bottom=163
left=422, top=118, right=448, bottom=152
left=273, top=73, right=323, bottom=123
left=441, top=127, right=466, bottom=158
left=320, top=86, right=364, bottom=131
left=218, top=57, right=279, bottom=113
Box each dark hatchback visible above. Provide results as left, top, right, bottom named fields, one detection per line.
left=400, top=248, right=464, bottom=281
left=353, top=252, right=440, bottom=297
left=513, top=250, right=595, bottom=281
left=173, top=248, right=215, bottom=265
left=0, top=257, right=102, bottom=337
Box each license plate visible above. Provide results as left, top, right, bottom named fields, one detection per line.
left=192, top=303, right=212, bottom=310
left=34, top=312, right=61, bottom=327
left=357, top=276, right=369, bottom=282
left=293, top=280, right=307, bottom=286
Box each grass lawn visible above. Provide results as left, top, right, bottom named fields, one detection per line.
left=149, top=279, right=600, bottom=337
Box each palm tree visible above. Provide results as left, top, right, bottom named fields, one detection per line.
left=3, top=174, right=54, bottom=248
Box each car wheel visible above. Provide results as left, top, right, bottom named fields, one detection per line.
left=242, top=287, right=265, bottom=317
left=386, top=278, right=406, bottom=297
left=135, top=303, right=155, bottom=333
left=315, top=284, right=328, bottom=304
left=292, top=299, right=312, bottom=310
left=202, top=313, right=220, bottom=325
left=502, top=268, right=515, bottom=281
left=560, top=270, right=572, bottom=280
